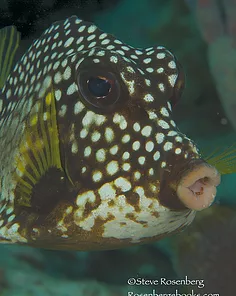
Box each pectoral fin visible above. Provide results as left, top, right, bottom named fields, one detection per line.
left=0, top=26, right=20, bottom=89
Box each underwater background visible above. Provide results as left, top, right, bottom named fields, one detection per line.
left=0, top=0, right=236, bottom=295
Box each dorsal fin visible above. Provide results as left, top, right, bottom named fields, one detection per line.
left=0, top=26, right=20, bottom=89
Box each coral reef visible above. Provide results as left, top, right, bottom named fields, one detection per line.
left=188, top=0, right=236, bottom=130
left=0, top=244, right=176, bottom=295
left=164, top=205, right=236, bottom=295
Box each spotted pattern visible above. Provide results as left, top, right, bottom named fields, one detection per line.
left=0, top=16, right=200, bottom=250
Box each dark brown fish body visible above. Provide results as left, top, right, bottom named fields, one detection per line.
left=0, top=17, right=221, bottom=250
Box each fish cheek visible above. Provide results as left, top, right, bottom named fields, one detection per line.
left=30, top=167, right=74, bottom=215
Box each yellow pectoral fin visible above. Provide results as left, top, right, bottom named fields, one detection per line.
left=0, top=26, right=20, bottom=89
left=204, top=144, right=236, bottom=175
left=14, top=87, right=63, bottom=208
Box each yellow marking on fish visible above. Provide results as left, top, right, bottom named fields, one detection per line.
left=14, top=87, right=62, bottom=208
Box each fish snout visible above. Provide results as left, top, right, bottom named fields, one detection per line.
left=176, top=161, right=221, bottom=211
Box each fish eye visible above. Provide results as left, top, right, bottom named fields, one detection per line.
left=87, top=76, right=111, bottom=97
left=78, top=70, right=121, bottom=112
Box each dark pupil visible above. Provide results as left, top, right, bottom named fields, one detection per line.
left=87, top=77, right=111, bottom=98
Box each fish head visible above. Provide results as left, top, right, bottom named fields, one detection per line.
left=57, top=31, right=219, bottom=214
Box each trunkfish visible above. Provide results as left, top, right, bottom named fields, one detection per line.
left=0, top=16, right=235, bottom=250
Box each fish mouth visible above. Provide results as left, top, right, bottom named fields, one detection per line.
left=176, top=162, right=221, bottom=211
